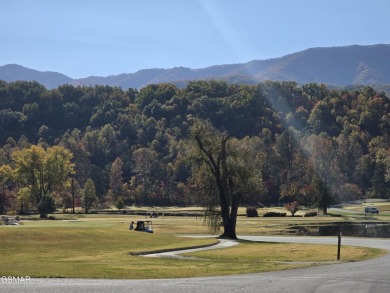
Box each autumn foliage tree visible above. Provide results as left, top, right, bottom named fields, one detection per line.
left=284, top=201, right=299, bottom=216
left=11, top=145, right=74, bottom=208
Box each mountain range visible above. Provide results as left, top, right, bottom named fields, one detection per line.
left=1, top=44, right=390, bottom=89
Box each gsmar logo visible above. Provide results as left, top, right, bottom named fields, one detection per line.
left=1, top=276, right=31, bottom=284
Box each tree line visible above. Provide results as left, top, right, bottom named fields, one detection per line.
left=0, top=80, right=389, bottom=216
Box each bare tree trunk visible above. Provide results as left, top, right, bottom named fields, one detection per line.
left=0, top=182, right=5, bottom=214
left=71, top=178, right=75, bottom=214
left=220, top=214, right=238, bottom=239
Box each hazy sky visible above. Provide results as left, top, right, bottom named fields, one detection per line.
left=1, top=0, right=390, bottom=78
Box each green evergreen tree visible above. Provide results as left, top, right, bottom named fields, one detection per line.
left=37, top=194, right=56, bottom=218
left=312, top=175, right=335, bottom=214
left=83, top=179, right=97, bottom=213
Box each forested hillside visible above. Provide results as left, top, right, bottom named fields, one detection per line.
left=0, top=80, right=389, bottom=213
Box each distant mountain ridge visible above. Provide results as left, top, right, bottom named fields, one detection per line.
left=0, top=64, right=73, bottom=89
left=1, top=44, right=390, bottom=89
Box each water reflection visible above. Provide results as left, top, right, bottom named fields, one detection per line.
left=289, top=222, right=390, bottom=238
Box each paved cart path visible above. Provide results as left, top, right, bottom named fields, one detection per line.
left=142, top=238, right=239, bottom=259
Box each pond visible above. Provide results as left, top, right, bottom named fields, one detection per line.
left=288, top=222, right=390, bottom=238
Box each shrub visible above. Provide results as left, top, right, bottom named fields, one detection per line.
left=284, top=201, right=299, bottom=216
left=263, top=212, right=286, bottom=217
left=115, top=199, right=125, bottom=210
left=304, top=211, right=318, bottom=217
left=246, top=206, right=258, bottom=217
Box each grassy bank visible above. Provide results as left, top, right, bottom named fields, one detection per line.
left=0, top=212, right=386, bottom=279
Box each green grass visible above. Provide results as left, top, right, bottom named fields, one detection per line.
left=180, top=241, right=384, bottom=276
left=0, top=218, right=218, bottom=278
left=0, top=212, right=387, bottom=279
left=187, top=240, right=382, bottom=262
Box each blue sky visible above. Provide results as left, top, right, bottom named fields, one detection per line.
left=1, top=0, right=390, bottom=78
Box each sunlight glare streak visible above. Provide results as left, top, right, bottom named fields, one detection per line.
left=200, top=0, right=251, bottom=64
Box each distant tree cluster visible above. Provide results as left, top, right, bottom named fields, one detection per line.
left=0, top=79, right=389, bottom=216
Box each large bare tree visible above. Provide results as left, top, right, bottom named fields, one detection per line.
left=188, top=119, right=263, bottom=239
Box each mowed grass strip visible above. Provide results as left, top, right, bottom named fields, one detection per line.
left=0, top=215, right=386, bottom=279
left=0, top=220, right=217, bottom=279
left=186, top=240, right=383, bottom=262
left=179, top=241, right=385, bottom=276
